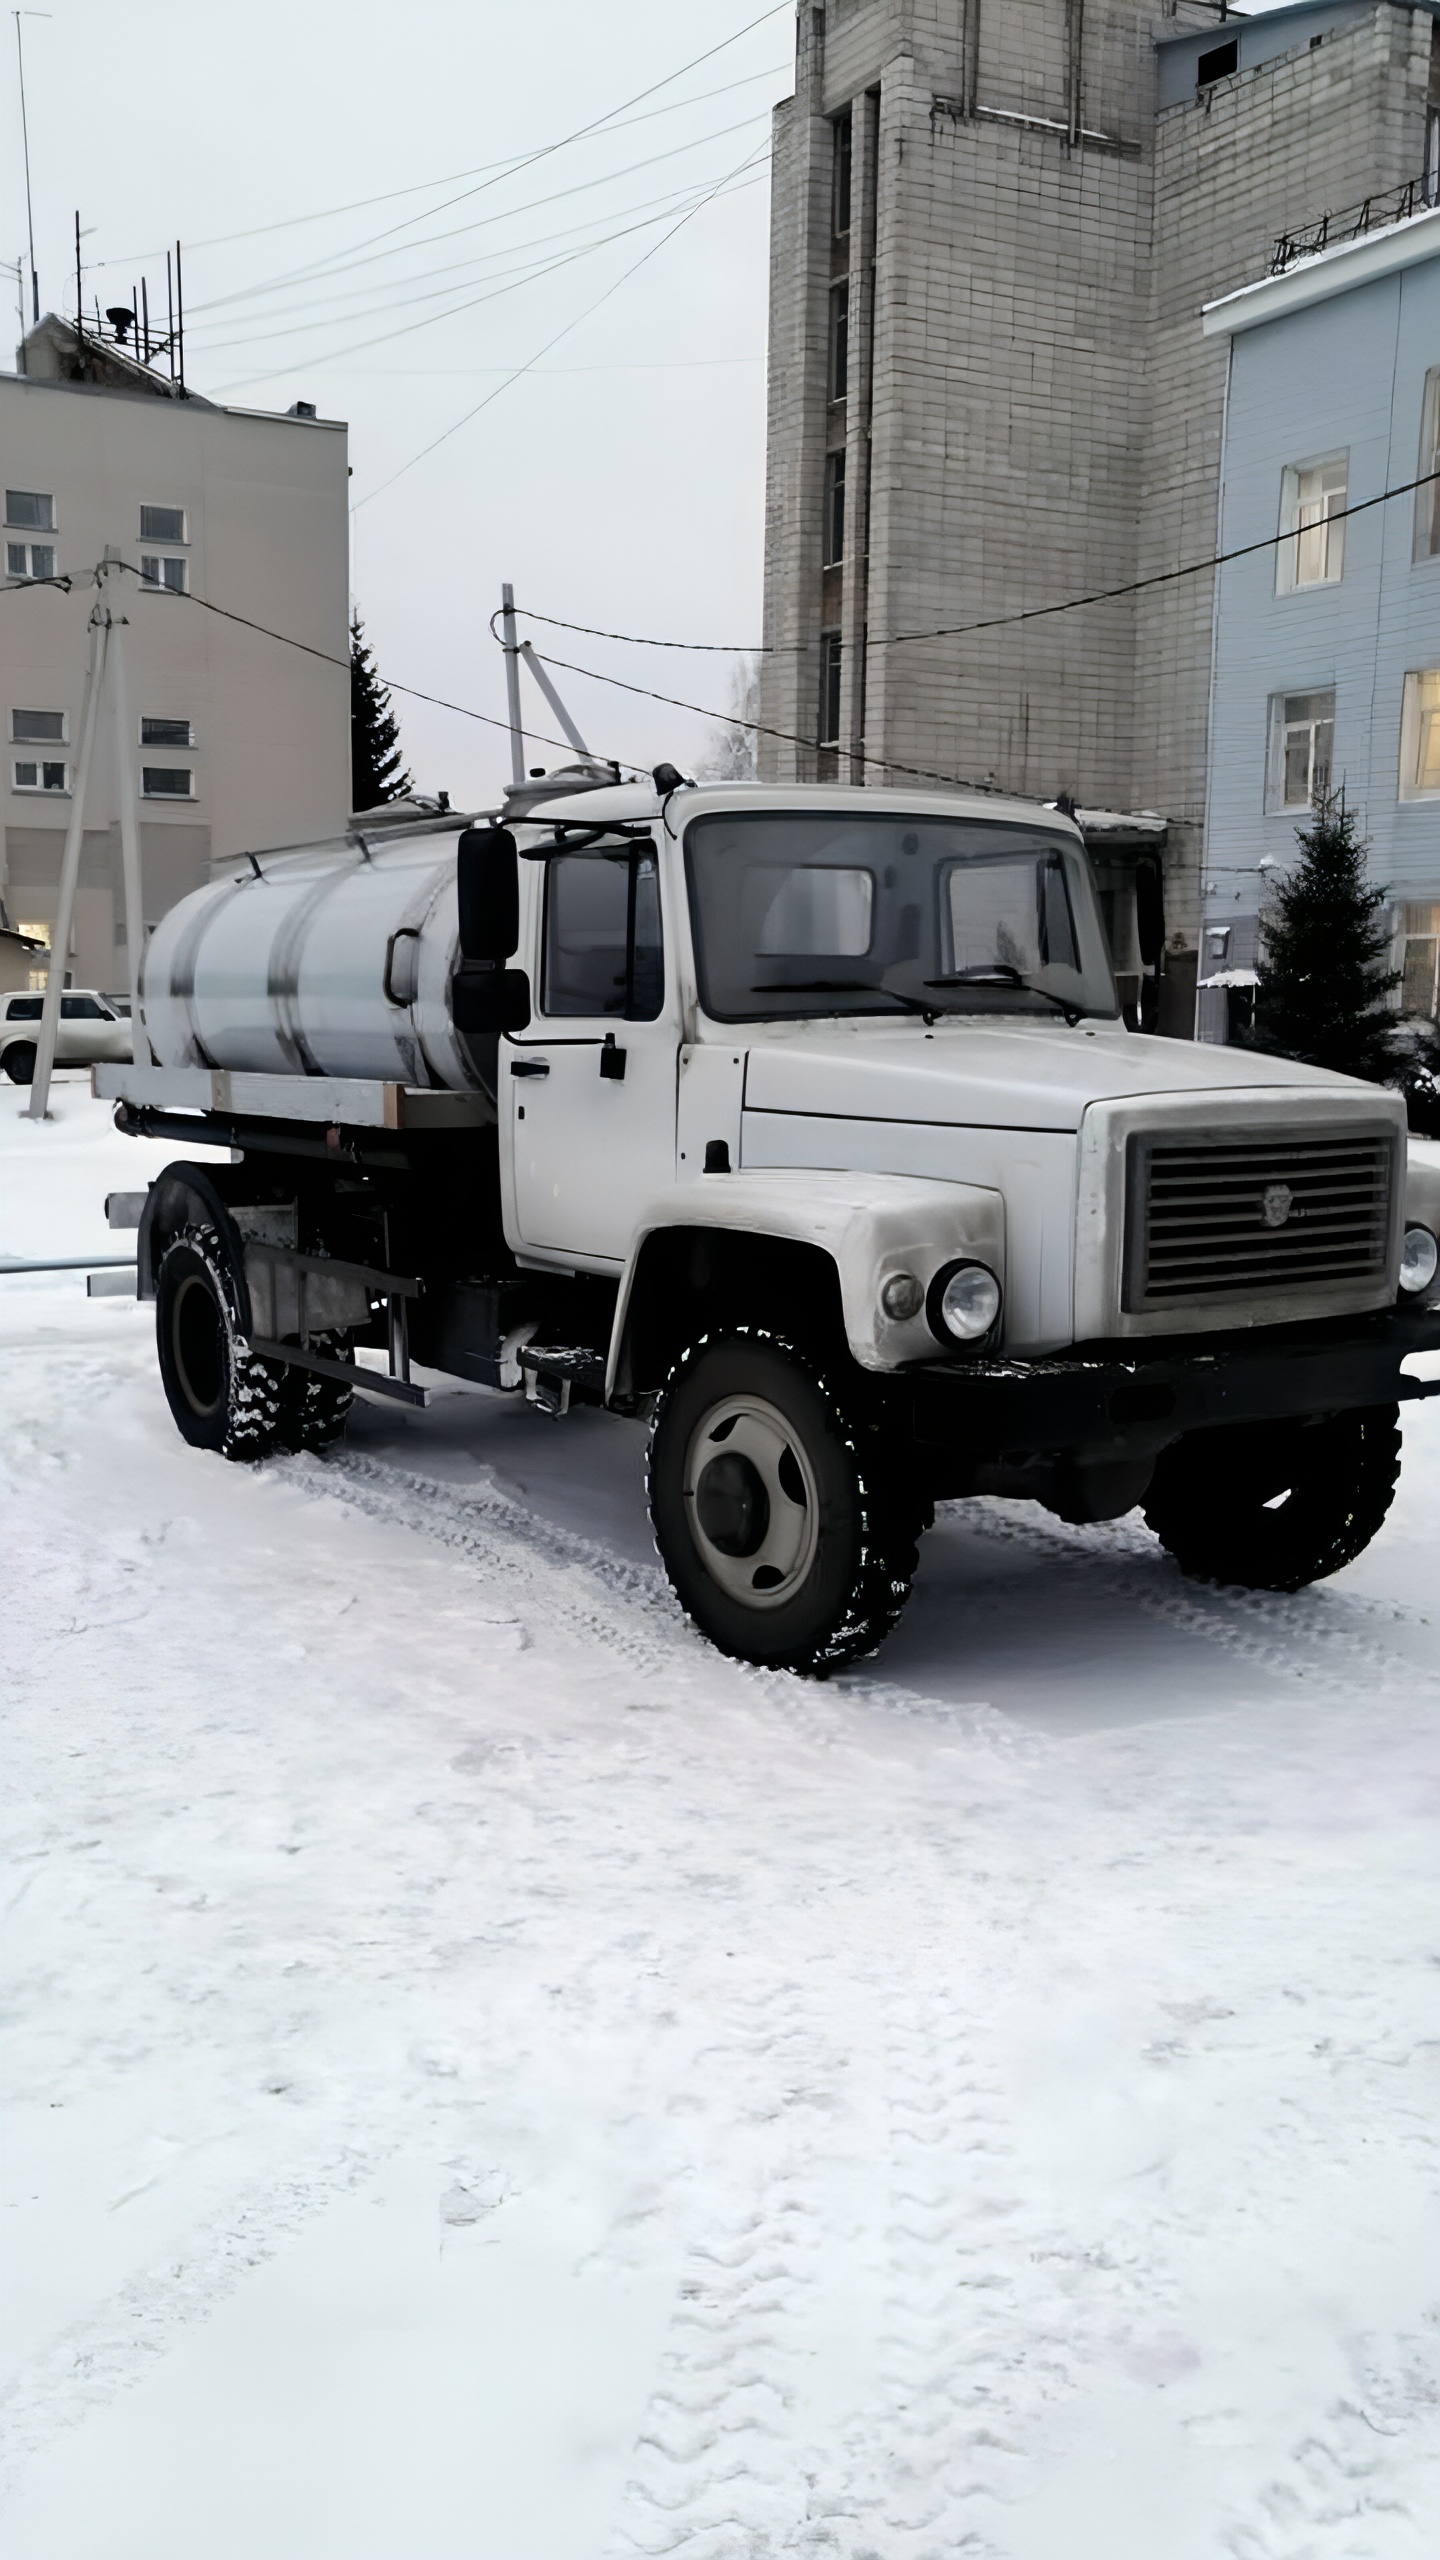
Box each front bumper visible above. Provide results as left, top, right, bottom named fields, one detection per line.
left=906, top=1305, right=1440, bottom=1463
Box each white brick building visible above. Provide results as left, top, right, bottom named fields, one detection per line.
left=1, top=317, right=349, bottom=994
left=761, top=0, right=1440, bottom=1031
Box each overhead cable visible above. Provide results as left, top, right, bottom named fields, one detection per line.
left=512, top=466, right=1440, bottom=658
left=350, top=138, right=772, bottom=509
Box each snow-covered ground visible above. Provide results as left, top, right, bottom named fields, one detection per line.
left=2, top=1082, right=1438, bottom=2560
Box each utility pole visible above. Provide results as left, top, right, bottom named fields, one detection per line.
left=500, top=583, right=525, bottom=785
left=26, top=560, right=151, bottom=1119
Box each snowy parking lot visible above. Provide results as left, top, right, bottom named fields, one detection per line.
left=3, top=1083, right=1438, bottom=2559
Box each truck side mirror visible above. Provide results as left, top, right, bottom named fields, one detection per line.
left=452, top=964, right=531, bottom=1035
left=457, top=827, right=519, bottom=962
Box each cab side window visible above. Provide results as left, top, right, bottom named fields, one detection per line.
left=542, top=849, right=663, bottom=1020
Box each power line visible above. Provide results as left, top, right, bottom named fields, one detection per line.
left=350, top=138, right=772, bottom=510
left=80, top=558, right=642, bottom=772
left=103, top=61, right=791, bottom=269
left=511, top=466, right=1440, bottom=658
left=192, top=153, right=770, bottom=364
left=185, top=106, right=776, bottom=330
left=210, top=158, right=768, bottom=393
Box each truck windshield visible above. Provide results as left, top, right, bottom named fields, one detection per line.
left=684, top=811, right=1119, bottom=1024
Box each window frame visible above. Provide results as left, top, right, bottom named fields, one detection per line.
left=1415, top=367, right=1440, bottom=565
left=1398, top=902, right=1440, bottom=1019
left=6, top=540, right=56, bottom=581
left=1398, top=668, right=1440, bottom=802
left=4, top=489, right=54, bottom=531
left=138, top=553, right=188, bottom=594
left=538, top=844, right=665, bottom=1023
left=11, top=709, right=67, bottom=744
left=139, top=503, right=187, bottom=546
left=141, top=764, right=196, bottom=801
left=1265, top=686, right=1336, bottom=812
left=827, top=280, right=849, bottom=406
left=1276, top=451, right=1348, bottom=593
left=12, top=756, right=69, bottom=794
left=140, top=714, right=195, bottom=750
left=822, top=449, right=845, bottom=569
left=818, top=631, right=843, bottom=748
left=832, top=107, right=852, bottom=238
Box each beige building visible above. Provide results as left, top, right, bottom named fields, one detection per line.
left=1, top=316, right=349, bottom=993
left=761, top=0, right=1440, bottom=1031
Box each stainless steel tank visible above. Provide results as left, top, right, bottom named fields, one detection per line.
left=142, top=821, right=485, bottom=1095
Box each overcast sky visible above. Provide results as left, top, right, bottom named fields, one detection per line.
left=3, top=0, right=790, bottom=803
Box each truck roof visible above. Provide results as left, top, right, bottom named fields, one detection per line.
left=520, top=776, right=1085, bottom=836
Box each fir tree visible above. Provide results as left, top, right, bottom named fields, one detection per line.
left=1247, top=794, right=1399, bottom=1084
left=350, top=611, right=412, bottom=810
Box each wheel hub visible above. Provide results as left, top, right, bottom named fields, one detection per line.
left=172, top=1271, right=226, bottom=1417
left=683, top=1395, right=819, bottom=1608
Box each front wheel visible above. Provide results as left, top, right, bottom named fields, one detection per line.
left=3, top=1042, right=36, bottom=1085
left=1143, top=1405, right=1401, bottom=1592
left=647, top=1330, right=923, bottom=1673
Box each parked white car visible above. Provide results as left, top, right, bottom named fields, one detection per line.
left=1, top=990, right=131, bottom=1083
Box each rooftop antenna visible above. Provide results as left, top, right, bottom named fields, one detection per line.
left=174, top=238, right=184, bottom=392
left=12, top=12, right=50, bottom=326
left=165, top=249, right=174, bottom=379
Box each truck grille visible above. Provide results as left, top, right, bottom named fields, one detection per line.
left=1123, top=1127, right=1396, bottom=1311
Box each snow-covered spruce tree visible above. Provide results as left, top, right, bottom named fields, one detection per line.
left=1246, top=794, right=1398, bottom=1084
left=350, top=611, right=412, bottom=810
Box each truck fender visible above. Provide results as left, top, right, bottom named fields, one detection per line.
left=607, top=1170, right=1005, bottom=1401
left=138, top=1161, right=253, bottom=1330
left=1405, top=1135, right=1440, bottom=1244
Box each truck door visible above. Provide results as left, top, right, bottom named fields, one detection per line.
left=505, top=840, right=677, bottom=1264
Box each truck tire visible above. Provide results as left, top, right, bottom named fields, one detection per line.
left=275, top=1339, right=354, bottom=1455
left=647, top=1329, right=923, bottom=1673
left=155, top=1224, right=284, bottom=1461
left=3, top=1041, right=37, bottom=1085
left=1143, top=1404, right=1401, bottom=1592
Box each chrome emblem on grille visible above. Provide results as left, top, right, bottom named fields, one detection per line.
left=1261, top=1181, right=1295, bottom=1229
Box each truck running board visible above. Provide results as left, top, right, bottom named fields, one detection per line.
left=248, top=1335, right=431, bottom=1408
left=519, top=1343, right=607, bottom=1416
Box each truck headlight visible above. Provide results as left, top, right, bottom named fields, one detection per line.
left=929, top=1260, right=1001, bottom=1345
left=880, top=1270, right=924, bottom=1321
left=1399, top=1224, right=1439, bottom=1296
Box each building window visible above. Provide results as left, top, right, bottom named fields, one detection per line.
left=4, top=489, right=53, bottom=530
left=1398, top=668, right=1440, bottom=800
left=1277, top=454, right=1347, bottom=591
left=828, top=282, right=849, bottom=405
left=1426, top=108, right=1440, bottom=207
left=11, top=709, right=66, bottom=743
left=832, top=108, right=852, bottom=237
left=6, top=540, right=55, bottom=580
left=142, top=765, right=194, bottom=798
left=140, top=715, right=194, bottom=748
left=823, top=451, right=845, bottom=568
left=12, top=758, right=68, bottom=793
left=139, top=504, right=186, bottom=544
left=140, top=554, right=187, bottom=593
left=1415, top=368, right=1440, bottom=563
left=1267, top=688, right=1335, bottom=810
left=819, top=632, right=842, bottom=746
left=1197, top=38, right=1238, bottom=87
left=1399, top=903, right=1440, bottom=1018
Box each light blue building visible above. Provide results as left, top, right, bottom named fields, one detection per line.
left=1198, top=203, right=1440, bottom=1039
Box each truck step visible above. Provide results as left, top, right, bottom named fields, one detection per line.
left=519, top=1343, right=607, bottom=1417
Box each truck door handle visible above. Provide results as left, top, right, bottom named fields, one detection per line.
left=510, top=1058, right=549, bottom=1078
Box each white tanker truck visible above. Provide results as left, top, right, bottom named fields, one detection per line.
left=97, top=765, right=1440, bottom=1673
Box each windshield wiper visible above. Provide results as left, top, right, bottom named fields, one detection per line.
left=924, top=964, right=1084, bottom=1026
left=751, top=977, right=938, bottom=1022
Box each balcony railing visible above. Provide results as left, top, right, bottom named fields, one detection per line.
left=1270, top=172, right=1438, bottom=276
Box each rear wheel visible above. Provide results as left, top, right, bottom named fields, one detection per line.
left=155, top=1225, right=284, bottom=1460
left=647, top=1329, right=924, bottom=1673
left=275, top=1335, right=354, bottom=1455
left=1143, top=1405, right=1401, bottom=1592
left=3, top=1042, right=36, bottom=1085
